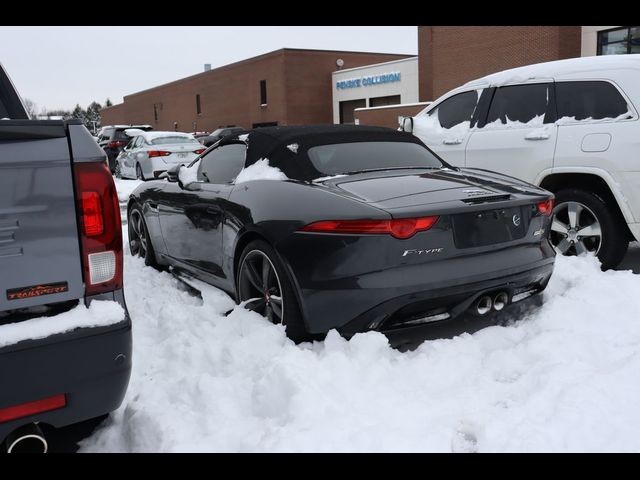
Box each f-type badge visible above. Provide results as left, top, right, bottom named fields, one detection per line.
left=403, top=248, right=444, bottom=257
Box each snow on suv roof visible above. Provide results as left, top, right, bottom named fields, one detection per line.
left=465, top=54, right=640, bottom=88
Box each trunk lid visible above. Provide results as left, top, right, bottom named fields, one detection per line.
left=0, top=121, right=85, bottom=313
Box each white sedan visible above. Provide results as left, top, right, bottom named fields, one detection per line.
left=115, top=131, right=206, bottom=180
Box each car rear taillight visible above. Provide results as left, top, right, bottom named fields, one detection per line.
left=0, top=394, right=66, bottom=424
left=148, top=150, right=172, bottom=157
left=300, top=216, right=439, bottom=239
left=194, top=148, right=206, bottom=155
left=106, top=140, right=127, bottom=148
left=537, top=198, right=555, bottom=216
left=73, top=162, right=123, bottom=296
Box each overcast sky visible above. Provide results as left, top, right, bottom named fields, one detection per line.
left=0, top=26, right=417, bottom=112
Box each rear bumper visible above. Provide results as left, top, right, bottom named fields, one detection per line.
left=279, top=231, right=555, bottom=334
left=0, top=291, right=132, bottom=441
left=339, top=261, right=553, bottom=337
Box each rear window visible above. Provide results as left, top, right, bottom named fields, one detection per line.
left=556, top=81, right=631, bottom=121
left=149, top=136, right=199, bottom=145
left=307, top=141, right=442, bottom=176
left=113, top=130, right=130, bottom=140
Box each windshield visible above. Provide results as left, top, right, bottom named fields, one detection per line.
left=149, top=136, right=199, bottom=145
left=306, top=141, right=443, bottom=176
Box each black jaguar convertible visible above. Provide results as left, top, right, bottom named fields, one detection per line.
left=127, top=125, right=555, bottom=343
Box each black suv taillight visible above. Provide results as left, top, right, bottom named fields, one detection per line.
left=73, top=162, right=123, bottom=296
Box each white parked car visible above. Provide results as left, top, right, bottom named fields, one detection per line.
left=115, top=131, right=206, bottom=181
left=401, top=54, right=640, bottom=269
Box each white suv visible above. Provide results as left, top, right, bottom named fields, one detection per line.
left=402, top=54, right=640, bottom=269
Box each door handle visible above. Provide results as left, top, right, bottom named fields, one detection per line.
left=442, top=139, right=463, bottom=145
left=524, top=136, right=549, bottom=141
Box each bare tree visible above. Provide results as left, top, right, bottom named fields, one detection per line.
left=23, top=98, right=38, bottom=118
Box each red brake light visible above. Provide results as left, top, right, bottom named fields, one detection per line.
left=0, top=394, right=66, bottom=424
left=194, top=148, right=206, bottom=155
left=537, top=198, right=555, bottom=216
left=148, top=150, right=172, bottom=158
left=300, top=216, right=439, bottom=239
left=107, top=140, right=126, bottom=148
left=73, top=162, right=123, bottom=296
left=80, top=191, right=104, bottom=236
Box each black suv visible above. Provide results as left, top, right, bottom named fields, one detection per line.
left=201, top=126, right=246, bottom=147
left=98, top=125, right=153, bottom=172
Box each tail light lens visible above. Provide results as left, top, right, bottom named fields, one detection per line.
left=537, top=198, right=555, bottom=216
left=148, top=150, right=172, bottom=158
left=73, top=162, right=123, bottom=296
left=106, top=140, right=127, bottom=148
left=194, top=148, right=206, bottom=155
left=300, top=216, right=439, bottom=239
left=0, top=394, right=66, bottom=424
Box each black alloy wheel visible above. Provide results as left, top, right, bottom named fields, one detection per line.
left=238, top=249, right=284, bottom=324
left=128, top=206, right=159, bottom=268
left=237, top=240, right=309, bottom=342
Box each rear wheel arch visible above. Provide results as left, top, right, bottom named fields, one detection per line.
left=232, top=231, right=308, bottom=327
left=539, top=172, right=632, bottom=240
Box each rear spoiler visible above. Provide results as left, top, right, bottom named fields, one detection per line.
left=0, top=62, right=29, bottom=120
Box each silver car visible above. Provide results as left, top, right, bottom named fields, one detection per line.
left=115, top=131, right=206, bottom=180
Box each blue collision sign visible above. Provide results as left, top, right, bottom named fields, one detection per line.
left=336, top=72, right=401, bottom=90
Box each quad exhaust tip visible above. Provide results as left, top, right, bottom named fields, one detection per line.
left=493, top=292, right=509, bottom=311
left=475, top=296, right=493, bottom=315
left=4, top=423, right=48, bottom=453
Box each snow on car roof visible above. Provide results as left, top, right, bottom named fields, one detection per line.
left=124, top=130, right=196, bottom=141
left=465, top=54, right=640, bottom=88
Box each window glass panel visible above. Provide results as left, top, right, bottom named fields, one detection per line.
left=602, top=42, right=629, bottom=55
left=601, top=28, right=628, bottom=44
left=199, top=144, right=246, bottom=183
left=430, top=91, right=478, bottom=129
left=556, top=81, right=630, bottom=121
left=486, top=83, right=551, bottom=126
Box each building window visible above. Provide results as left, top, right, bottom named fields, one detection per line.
left=196, top=94, right=201, bottom=115
left=369, top=95, right=401, bottom=108
left=153, top=104, right=158, bottom=123
left=339, top=99, right=366, bottom=124
left=260, top=80, right=267, bottom=106
left=598, top=26, right=640, bottom=55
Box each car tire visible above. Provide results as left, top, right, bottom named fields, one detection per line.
left=128, top=204, right=160, bottom=269
left=114, top=161, right=122, bottom=179
left=237, top=240, right=310, bottom=343
left=136, top=163, right=146, bottom=181
left=551, top=189, right=628, bottom=270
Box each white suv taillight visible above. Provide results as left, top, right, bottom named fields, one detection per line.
left=73, top=162, right=123, bottom=296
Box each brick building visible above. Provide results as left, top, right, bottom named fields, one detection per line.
left=100, top=48, right=411, bottom=132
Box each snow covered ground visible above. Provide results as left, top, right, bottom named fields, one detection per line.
left=80, top=178, right=640, bottom=452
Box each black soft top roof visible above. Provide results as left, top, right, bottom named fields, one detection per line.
left=239, top=124, right=427, bottom=181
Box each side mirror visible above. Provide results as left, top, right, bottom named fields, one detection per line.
left=400, top=116, right=414, bottom=133
left=166, top=164, right=180, bottom=183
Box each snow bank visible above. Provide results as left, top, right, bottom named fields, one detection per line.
left=113, top=177, right=144, bottom=203
left=0, top=301, right=124, bottom=349
left=234, top=159, right=288, bottom=184
left=80, top=235, right=640, bottom=452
